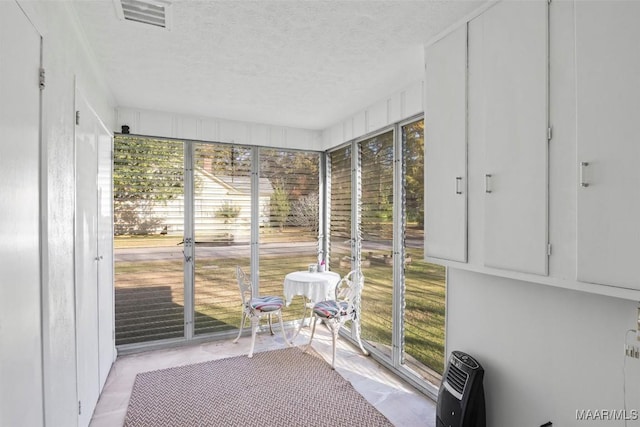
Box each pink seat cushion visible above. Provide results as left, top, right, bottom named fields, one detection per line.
left=250, top=296, right=284, bottom=312
left=312, top=300, right=349, bottom=319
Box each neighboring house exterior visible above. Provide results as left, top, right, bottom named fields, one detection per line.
left=121, top=168, right=274, bottom=242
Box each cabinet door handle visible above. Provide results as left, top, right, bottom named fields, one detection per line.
left=485, top=174, right=492, bottom=193
left=580, top=162, right=590, bottom=187
left=455, top=177, right=463, bottom=195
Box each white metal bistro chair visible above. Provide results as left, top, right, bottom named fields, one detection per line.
left=233, top=266, right=290, bottom=357
left=304, top=270, right=369, bottom=369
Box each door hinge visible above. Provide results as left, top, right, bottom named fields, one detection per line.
left=547, top=243, right=552, bottom=256
left=39, top=67, right=45, bottom=90
left=547, top=127, right=552, bottom=141
left=78, top=400, right=82, bottom=415
left=76, top=111, right=80, bottom=126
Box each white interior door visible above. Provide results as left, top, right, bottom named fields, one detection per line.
left=96, top=119, right=114, bottom=388
left=75, top=89, right=100, bottom=427
left=575, top=1, right=640, bottom=290
left=0, top=3, right=44, bottom=426
left=481, top=0, right=549, bottom=275
left=424, top=24, right=468, bottom=263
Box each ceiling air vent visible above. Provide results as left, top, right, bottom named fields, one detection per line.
left=114, top=0, right=172, bottom=30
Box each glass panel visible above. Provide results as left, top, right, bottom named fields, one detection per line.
left=327, top=146, right=351, bottom=276
left=113, top=136, right=185, bottom=345
left=258, top=149, right=321, bottom=321
left=193, top=143, right=252, bottom=335
left=328, top=146, right=352, bottom=277
left=402, top=120, right=446, bottom=384
left=359, top=130, right=395, bottom=358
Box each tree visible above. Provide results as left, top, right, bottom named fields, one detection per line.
left=259, top=149, right=319, bottom=199
left=260, top=149, right=320, bottom=231
left=270, top=180, right=291, bottom=230
left=360, top=131, right=394, bottom=239
left=113, top=136, right=184, bottom=235
left=215, top=200, right=241, bottom=242
left=290, top=193, right=319, bottom=232
left=195, top=144, right=251, bottom=178
left=404, top=121, right=424, bottom=226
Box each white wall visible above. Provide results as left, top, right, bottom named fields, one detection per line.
left=448, top=270, right=640, bottom=426
left=446, top=1, right=640, bottom=425
left=116, top=107, right=323, bottom=151
left=321, top=79, right=423, bottom=149
left=15, top=1, right=116, bottom=426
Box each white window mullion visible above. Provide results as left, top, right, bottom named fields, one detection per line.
left=351, top=140, right=362, bottom=345
left=318, top=153, right=327, bottom=265
left=183, top=141, right=195, bottom=340
left=352, top=140, right=362, bottom=273
left=392, top=124, right=406, bottom=367
left=250, top=146, right=260, bottom=293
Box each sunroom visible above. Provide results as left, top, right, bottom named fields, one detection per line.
left=4, top=0, right=640, bottom=426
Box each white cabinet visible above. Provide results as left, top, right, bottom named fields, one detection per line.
left=425, top=1, right=548, bottom=273
left=424, top=25, right=468, bottom=262
left=97, top=123, right=115, bottom=388
left=75, top=88, right=114, bottom=427
left=0, top=4, right=44, bottom=426
left=575, top=1, right=640, bottom=290
left=475, top=0, right=549, bottom=275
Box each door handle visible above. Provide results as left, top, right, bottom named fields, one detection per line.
left=455, top=177, right=463, bottom=195
left=580, top=162, right=590, bottom=187
left=485, top=174, right=492, bottom=194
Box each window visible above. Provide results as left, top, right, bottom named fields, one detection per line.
left=326, top=118, right=445, bottom=389
left=359, top=130, right=395, bottom=358
left=113, top=125, right=445, bottom=391
left=113, top=137, right=321, bottom=345
left=113, top=136, right=185, bottom=345
left=328, top=145, right=352, bottom=275
left=192, top=143, right=252, bottom=336
left=258, top=148, right=321, bottom=320
left=401, top=120, right=445, bottom=383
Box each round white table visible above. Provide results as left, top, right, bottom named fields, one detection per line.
left=283, top=270, right=341, bottom=306
left=283, top=270, right=341, bottom=340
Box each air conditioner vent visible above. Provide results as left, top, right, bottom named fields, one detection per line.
left=114, top=0, right=172, bottom=30
left=445, top=362, right=468, bottom=396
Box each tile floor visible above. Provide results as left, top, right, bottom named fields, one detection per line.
left=90, top=325, right=437, bottom=427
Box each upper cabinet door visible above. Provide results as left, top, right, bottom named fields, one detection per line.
left=576, top=2, right=640, bottom=290
left=480, top=0, right=549, bottom=275
left=0, top=3, right=44, bottom=427
left=424, top=24, right=468, bottom=262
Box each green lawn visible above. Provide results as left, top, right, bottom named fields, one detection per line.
left=114, top=236, right=445, bottom=377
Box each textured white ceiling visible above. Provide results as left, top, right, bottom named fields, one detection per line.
left=73, top=0, right=485, bottom=130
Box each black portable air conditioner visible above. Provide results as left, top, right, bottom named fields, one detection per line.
left=436, top=351, right=486, bottom=427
